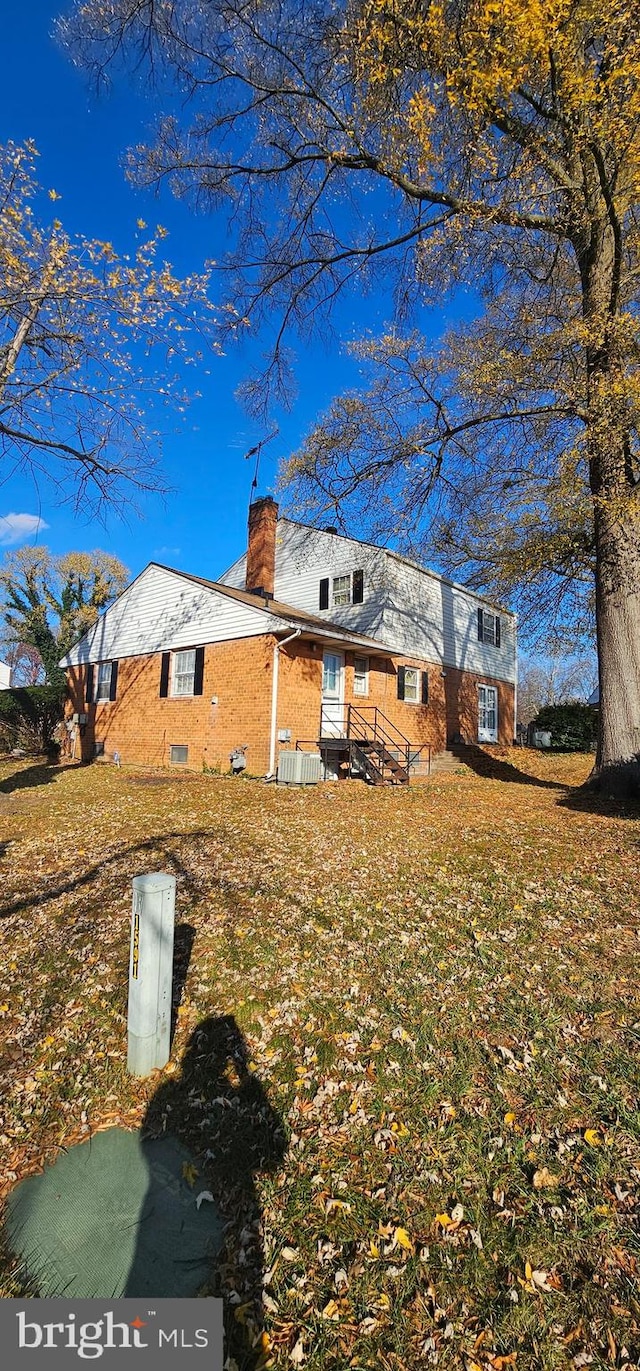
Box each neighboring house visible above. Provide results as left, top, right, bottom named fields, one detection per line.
left=0, top=661, right=11, bottom=690
left=60, top=498, right=517, bottom=779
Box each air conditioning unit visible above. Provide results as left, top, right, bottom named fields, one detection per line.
left=277, top=750, right=322, bottom=785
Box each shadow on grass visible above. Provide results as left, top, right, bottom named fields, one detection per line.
left=128, top=1015, right=287, bottom=1369
left=0, top=828, right=227, bottom=920
left=171, top=923, right=196, bottom=1047
left=559, top=784, right=640, bottom=820
left=453, top=744, right=566, bottom=790
left=0, top=761, right=61, bottom=795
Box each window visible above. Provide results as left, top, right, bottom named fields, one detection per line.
left=319, top=569, right=364, bottom=610
left=353, top=655, right=369, bottom=696
left=404, top=667, right=420, bottom=702
left=89, top=660, right=118, bottom=703
left=172, top=648, right=196, bottom=696
left=332, top=574, right=351, bottom=606
left=170, top=744, right=189, bottom=765
left=159, top=646, right=205, bottom=698
left=96, top=661, right=113, bottom=702
left=477, top=608, right=501, bottom=647
left=397, top=666, right=429, bottom=704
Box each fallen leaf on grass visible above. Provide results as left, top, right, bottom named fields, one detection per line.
left=394, top=1227, right=415, bottom=1253
left=533, top=1167, right=560, bottom=1189
left=531, top=1270, right=555, bottom=1291
left=322, top=1299, right=339, bottom=1320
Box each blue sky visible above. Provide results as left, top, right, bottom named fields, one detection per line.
left=0, top=0, right=461, bottom=583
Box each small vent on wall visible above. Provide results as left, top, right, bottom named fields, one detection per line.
left=170, top=744, right=189, bottom=765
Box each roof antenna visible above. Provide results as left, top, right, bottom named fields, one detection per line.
left=244, top=428, right=279, bottom=508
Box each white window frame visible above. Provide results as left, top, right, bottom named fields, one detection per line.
left=478, top=684, right=498, bottom=742
left=353, top=655, right=369, bottom=696
left=171, top=648, right=197, bottom=697
left=480, top=609, right=498, bottom=646
left=332, top=573, right=352, bottom=607
left=403, top=666, right=420, bottom=703
left=96, top=661, right=113, bottom=702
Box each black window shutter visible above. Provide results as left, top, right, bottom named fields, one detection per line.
left=193, top=645, right=205, bottom=696
left=421, top=670, right=429, bottom=704
left=352, top=569, right=364, bottom=604
left=109, top=660, right=119, bottom=701
left=85, top=664, right=94, bottom=705
left=477, top=607, right=484, bottom=642
left=319, top=578, right=329, bottom=610
left=397, top=665, right=406, bottom=700
left=159, top=652, right=170, bottom=698
left=495, top=616, right=501, bottom=648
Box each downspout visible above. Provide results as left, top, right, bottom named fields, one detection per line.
left=268, top=628, right=302, bottom=776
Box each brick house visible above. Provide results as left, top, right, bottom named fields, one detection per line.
left=61, top=498, right=517, bottom=780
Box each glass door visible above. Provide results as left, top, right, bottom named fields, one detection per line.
left=477, top=685, right=498, bottom=742
left=321, top=651, right=345, bottom=736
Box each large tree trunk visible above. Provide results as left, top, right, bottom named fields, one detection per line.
left=591, top=501, right=640, bottom=794
left=575, top=211, right=640, bottom=796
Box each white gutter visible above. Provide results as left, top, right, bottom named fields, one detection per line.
left=268, top=628, right=302, bottom=776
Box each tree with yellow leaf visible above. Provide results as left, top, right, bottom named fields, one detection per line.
left=61, top=0, right=640, bottom=792
left=0, top=140, right=216, bottom=513
left=0, top=545, right=128, bottom=686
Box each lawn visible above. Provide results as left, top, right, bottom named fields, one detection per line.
left=1, top=750, right=639, bottom=1370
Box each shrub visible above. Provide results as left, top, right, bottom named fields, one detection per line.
left=0, top=684, right=65, bottom=755
left=533, top=700, right=598, bottom=752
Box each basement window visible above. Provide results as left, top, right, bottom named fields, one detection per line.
left=170, top=744, right=189, bottom=765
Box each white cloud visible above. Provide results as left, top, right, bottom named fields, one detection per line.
left=153, top=545, right=181, bottom=559
left=0, top=513, right=49, bottom=546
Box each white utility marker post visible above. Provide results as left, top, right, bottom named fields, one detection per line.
left=127, top=872, right=176, bottom=1076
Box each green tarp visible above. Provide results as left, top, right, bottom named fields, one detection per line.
left=5, top=1128, right=224, bottom=1298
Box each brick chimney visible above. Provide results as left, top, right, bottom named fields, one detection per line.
left=246, top=496, right=278, bottom=598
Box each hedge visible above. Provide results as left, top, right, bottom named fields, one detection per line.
left=0, top=684, right=65, bottom=754
left=533, top=700, right=598, bottom=752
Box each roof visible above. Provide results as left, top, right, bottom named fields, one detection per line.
left=150, top=563, right=393, bottom=653
left=59, top=560, right=398, bottom=666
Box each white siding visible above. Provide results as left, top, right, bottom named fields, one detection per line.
left=447, top=585, right=516, bottom=682
left=61, top=565, right=287, bottom=666
left=383, top=556, right=445, bottom=662
left=384, top=556, right=516, bottom=682
left=277, top=522, right=390, bottom=638
left=221, top=519, right=516, bottom=683
left=221, top=523, right=391, bottom=638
